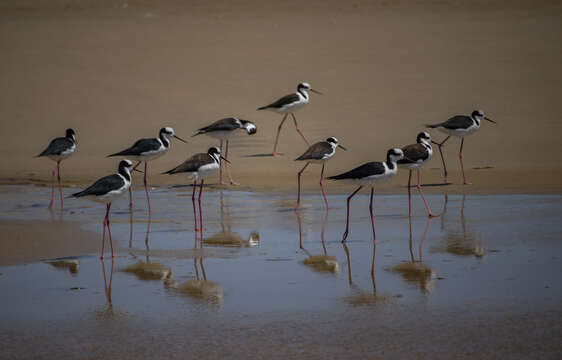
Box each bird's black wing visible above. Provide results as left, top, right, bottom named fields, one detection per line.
left=427, top=115, right=472, bottom=130
left=193, top=118, right=239, bottom=136
left=164, top=153, right=212, bottom=174
left=72, top=174, right=124, bottom=197
left=108, top=138, right=160, bottom=157
left=328, top=162, right=385, bottom=180
left=398, top=143, right=429, bottom=164
left=258, top=93, right=300, bottom=110
left=38, top=137, right=74, bottom=157
left=296, top=142, right=332, bottom=161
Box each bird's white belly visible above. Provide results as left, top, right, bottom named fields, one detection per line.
left=437, top=124, right=479, bottom=137
left=86, top=186, right=130, bottom=204
left=185, top=162, right=219, bottom=181
left=205, top=130, right=235, bottom=140
left=273, top=100, right=307, bottom=114
left=130, top=148, right=168, bottom=161
left=47, top=145, right=76, bottom=162
left=359, top=168, right=397, bottom=185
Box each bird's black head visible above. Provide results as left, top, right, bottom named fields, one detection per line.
left=65, top=128, right=76, bottom=143
left=472, top=110, right=485, bottom=119
left=160, top=127, right=175, bottom=136
left=298, top=82, right=311, bottom=91
left=326, top=137, right=338, bottom=145
left=240, top=120, right=257, bottom=135
left=416, top=132, right=431, bottom=143
left=208, top=146, right=221, bottom=156
left=387, top=148, right=405, bottom=162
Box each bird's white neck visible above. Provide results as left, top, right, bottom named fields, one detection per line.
left=297, top=88, right=309, bottom=101
left=159, top=133, right=171, bottom=148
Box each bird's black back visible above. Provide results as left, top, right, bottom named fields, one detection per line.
left=72, top=174, right=125, bottom=197
left=328, top=162, right=386, bottom=180
left=37, top=137, right=74, bottom=157
left=108, top=138, right=161, bottom=157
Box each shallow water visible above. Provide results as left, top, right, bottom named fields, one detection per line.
left=1, top=185, right=561, bottom=358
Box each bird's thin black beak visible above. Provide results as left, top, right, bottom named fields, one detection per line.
left=220, top=155, right=231, bottom=164
left=338, top=145, right=347, bottom=151
left=310, top=89, right=323, bottom=95
left=484, top=116, right=496, bottom=124
left=173, top=135, right=188, bottom=143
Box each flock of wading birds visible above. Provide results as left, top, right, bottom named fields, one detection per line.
left=36, top=82, right=496, bottom=259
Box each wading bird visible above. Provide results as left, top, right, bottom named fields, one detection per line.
left=328, top=148, right=406, bottom=243
left=426, top=110, right=496, bottom=184
left=108, top=127, right=186, bottom=214
left=257, top=82, right=322, bottom=156
left=36, top=128, right=77, bottom=209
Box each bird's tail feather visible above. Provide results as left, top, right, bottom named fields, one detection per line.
left=425, top=124, right=439, bottom=128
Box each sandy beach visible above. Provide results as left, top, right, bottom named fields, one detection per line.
left=1, top=0, right=562, bottom=193
left=1, top=1, right=562, bottom=359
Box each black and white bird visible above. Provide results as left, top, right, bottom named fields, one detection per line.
left=192, top=117, right=257, bottom=185
left=108, top=127, right=186, bottom=214
left=164, top=147, right=229, bottom=233
left=295, top=137, right=346, bottom=209
left=36, top=128, right=77, bottom=209
left=398, top=132, right=438, bottom=218
left=71, top=159, right=136, bottom=259
left=328, top=148, right=406, bottom=243
left=257, top=82, right=322, bottom=156
left=426, top=110, right=496, bottom=185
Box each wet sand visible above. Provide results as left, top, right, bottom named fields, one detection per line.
left=1, top=1, right=562, bottom=358
left=0, top=185, right=561, bottom=358
left=1, top=0, right=562, bottom=194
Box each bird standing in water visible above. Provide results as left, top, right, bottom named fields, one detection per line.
left=36, top=128, right=77, bottom=209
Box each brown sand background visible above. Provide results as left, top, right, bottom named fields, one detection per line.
left=1, top=0, right=562, bottom=194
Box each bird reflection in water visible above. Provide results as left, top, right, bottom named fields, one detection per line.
left=98, top=259, right=114, bottom=317
left=164, top=222, right=223, bottom=304
left=296, top=209, right=339, bottom=273
left=45, top=256, right=79, bottom=275
left=122, top=215, right=173, bottom=281
left=343, top=241, right=385, bottom=306
left=203, top=191, right=259, bottom=247
left=391, top=214, right=435, bottom=294
left=437, top=194, right=486, bottom=258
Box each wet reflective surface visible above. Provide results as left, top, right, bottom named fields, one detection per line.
left=0, top=185, right=561, bottom=358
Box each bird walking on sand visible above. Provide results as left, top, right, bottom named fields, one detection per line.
left=164, top=147, right=229, bottom=233
left=328, top=148, right=406, bottom=243
left=426, top=110, right=496, bottom=184
left=71, top=160, right=136, bottom=259
left=108, top=127, right=186, bottom=214
left=36, top=128, right=77, bottom=209
left=295, top=137, right=346, bottom=210
left=192, top=117, right=257, bottom=185
left=257, top=82, right=322, bottom=156
left=398, top=132, right=438, bottom=218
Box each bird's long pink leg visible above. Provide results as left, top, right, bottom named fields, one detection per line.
left=319, top=163, right=329, bottom=209
left=417, top=170, right=438, bottom=217
left=219, top=140, right=227, bottom=185
left=342, top=186, right=362, bottom=243
left=56, top=161, right=63, bottom=209
left=192, top=180, right=199, bottom=231
left=272, top=114, right=288, bottom=156
left=291, top=113, right=310, bottom=146
left=408, top=170, right=412, bottom=219
left=49, top=165, right=56, bottom=208
left=101, top=209, right=107, bottom=259
left=225, top=140, right=239, bottom=185
left=434, top=136, right=450, bottom=183
left=143, top=162, right=152, bottom=215
left=295, top=162, right=310, bottom=210
left=106, top=203, right=115, bottom=258
left=369, top=187, right=376, bottom=243
left=198, top=179, right=204, bottom=233
left=459, top=138, right=472, bottom=185
left=129, top=161, right=142, bottom=211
